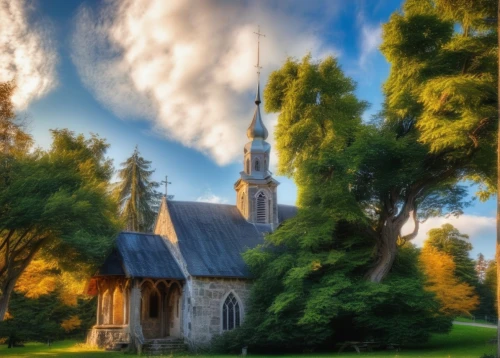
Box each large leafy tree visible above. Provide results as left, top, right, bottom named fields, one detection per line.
left=0, top=124, right=119, bottom=320
left=361, top=0, right=497, bottom=282
left=115, top=147, right=160, bottom=232
left=223, top=56, right=450, bottom=351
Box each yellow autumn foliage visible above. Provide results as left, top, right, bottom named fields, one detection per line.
left=15, top=259, right=58, bottom=298
left=14, top=256, right=88, bottom=305
left=420, top=245, right=478, bottom=316
left=61, top=315, right=81, bottom=332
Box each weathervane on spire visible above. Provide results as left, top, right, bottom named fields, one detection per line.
left=253, top=26, right=265, bottom=79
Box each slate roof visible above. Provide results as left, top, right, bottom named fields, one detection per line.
left=166, top=201, right=297, bottom=278
left=97, top=232, right=185, bottom=280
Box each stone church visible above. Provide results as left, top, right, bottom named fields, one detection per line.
left=86, top=83, right=296, bottom=351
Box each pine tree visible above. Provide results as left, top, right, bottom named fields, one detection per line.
left=115, top=147, right=160, bottom=232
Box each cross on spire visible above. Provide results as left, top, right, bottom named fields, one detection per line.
left=161, top=175, right=174, bottom=200
left=253, top=26, right=265, bottom=78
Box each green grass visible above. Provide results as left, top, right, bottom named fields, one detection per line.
left=0, top=325, right=496, bottom=358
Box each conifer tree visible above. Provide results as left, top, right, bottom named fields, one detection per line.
left=115, top=147, right=160, bottom=232
left=426, top=224, right=477, bottom=285
left=420, top=245, right=479, bottom=316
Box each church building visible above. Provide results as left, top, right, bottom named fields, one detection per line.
left=86, top=78, right=296, bottom=351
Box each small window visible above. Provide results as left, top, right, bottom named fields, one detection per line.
left=256, top=191, right=267, bottom=223
left=149, top=291, right=159, bottom=318
left=222, top=293, right=241, bottom=331
left=255, top=160, right=260, bottom=171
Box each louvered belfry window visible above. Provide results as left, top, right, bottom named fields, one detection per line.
left=256, top=191, right=267, bottom=223
left=222, top=293, right=241, bottom=331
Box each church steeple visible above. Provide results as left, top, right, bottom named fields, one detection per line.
left=234, top=27, right=279, bottom=227
left=246, top=83, right=268, bottom=140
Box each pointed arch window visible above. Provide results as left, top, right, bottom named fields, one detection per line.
left=222, top=293, right=241, bottom=331
left=256, top=191, right=267, bottom=223
left=255, top=159, right=260, bottom=171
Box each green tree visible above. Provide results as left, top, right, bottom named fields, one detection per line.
left=115, top=147, right=160, bottom=232
left=426, top=224, right=477, bottom=285
left=0, top=128, right=119, bottom=320
left=368, top=0, right=496, bottom=282
left=221, top=56, right=450, bottom=352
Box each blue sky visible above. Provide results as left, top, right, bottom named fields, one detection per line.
left=1, top=0, right=496, bottom=259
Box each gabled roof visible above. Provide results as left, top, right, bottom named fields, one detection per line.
left=166, top=201, right=297, bottom=278
left=97, top=232, right=185, bottom=280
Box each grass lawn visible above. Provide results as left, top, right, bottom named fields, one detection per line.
left=0, top=325, right=496, bottom=358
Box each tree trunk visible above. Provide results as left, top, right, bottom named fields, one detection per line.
left=0, top=278, right=16, bottom=321
left=367, top=221, right=400, bottom=283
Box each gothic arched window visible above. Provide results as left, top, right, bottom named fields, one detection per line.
left=222, top=293, right=241, bottom=331
left=256, top=191, right=267, bottom=223
left=255, top=159, right=260, bottom=171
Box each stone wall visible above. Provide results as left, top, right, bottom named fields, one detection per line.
left=87, top=327, right=129, bottom=348
left=184, top=277, right=252, bottom=348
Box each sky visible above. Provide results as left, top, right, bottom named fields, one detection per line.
left=0, top=0, right=496, bottom=259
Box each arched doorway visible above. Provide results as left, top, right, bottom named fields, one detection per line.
left=140, top=279, right=182, bottom=339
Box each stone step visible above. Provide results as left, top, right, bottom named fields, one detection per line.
left=143, top=340, right=187, bottom=355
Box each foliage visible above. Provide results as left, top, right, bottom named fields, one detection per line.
left=225, top=56, right=452, bottom=352
left=115, top=147, right=161, bottom=232
left=484, top=259, right=497, bottom=309
left=0, top=292, right=65, bottom=346
left=0, top=122, right=120, bottom=320
left=420, top=244, right=478, bottom=316
left=60, top=316, right=81, bottom=333
left=425, top=224, right=477, bottom=285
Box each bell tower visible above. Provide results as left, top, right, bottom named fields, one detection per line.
left=234, top=27, right=279, bottom=226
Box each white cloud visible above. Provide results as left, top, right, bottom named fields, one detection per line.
left=196, top=190, right=228, bottom=204
left=402, top=215, right=496, bottom=247
left=71, top=0, right=338, bottom=165
left=0, top=0, right=57, bottom=109
left=357, top=15, right=382, bottom=69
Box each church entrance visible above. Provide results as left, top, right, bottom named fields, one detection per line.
left=140, top=279, right=182, bottom=339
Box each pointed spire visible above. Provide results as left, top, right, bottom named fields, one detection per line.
left=255, top=81, right=261, bottom=105
left=247, top=27, right=267, bottom=140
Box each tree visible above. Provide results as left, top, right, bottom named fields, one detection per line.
left=476, top=253, right=489, bottom=283
left=426, top=224, right=477, bottom=285
left=0, top=128, right=119, bottom=321
left=115, top=147, right=160, bottom=232
left=218, top=56, right=451, bottom=352
left=420, top=244, right=479, bottom=316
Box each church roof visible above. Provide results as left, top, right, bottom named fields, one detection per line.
left=97, top=232, right=185, bottom=280
left=166, top=201, right=297, bottom=278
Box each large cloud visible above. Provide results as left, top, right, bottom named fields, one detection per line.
left=0, top=0, right=57, bottom=109
left=402, top=214, right=495, bottom=248
left=72, top=0, right=338, bottom=165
